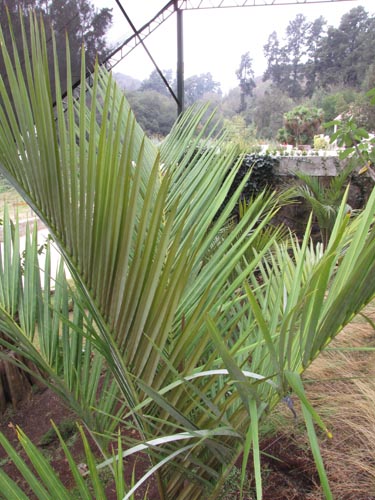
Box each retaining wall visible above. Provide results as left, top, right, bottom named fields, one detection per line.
left=276, top=155, right=342, bottom=176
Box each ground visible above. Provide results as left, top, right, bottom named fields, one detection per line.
left=0, top=387, right=321, bottom=499
left=0, top=387, right=79, bottom=496
left=0, top=387, right=160, bottom=500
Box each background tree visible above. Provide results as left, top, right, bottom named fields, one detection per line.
left=263, top=31, right=288, bottom=91
left=236, top=52, right=256, bottom=112
left=304, top=16, right=327, bottom=97
left=127, top=90, right=176, bottom=136
left=362, top=64, right=375, bottom=93
left=0, top=0, right=112, bottom=94
left=114, top=73, right=141, bottom=91
left=223, top=115, right=257, bottom=149
left=338, top=6, right=375, bottom=87
left=311, top=87, right=357, bottom=123
left=254, top=88, right=294, bottom=139
left=314, top=7, right=375, bottom=90
left=313, top=25, right=347, bottom=89
left=346, top=94, right=375, bottom=132
left=127, top=71, right=221, bottom=136
left=220, top=87, right=241, bottom=119
left=49, top=0, right=112, bottom=82
left=284, top=14, right=311, bottom=99
left=263, top=15, right=318, bottom=99
left=140, top=68, right=174, bottom=97
left=184, top=72, right=221, bottom=106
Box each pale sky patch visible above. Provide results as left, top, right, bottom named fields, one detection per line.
left=93, top=0, right=375, bottom=92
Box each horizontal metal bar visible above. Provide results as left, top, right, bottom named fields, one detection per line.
left=178, top=0, right=356, bottom=9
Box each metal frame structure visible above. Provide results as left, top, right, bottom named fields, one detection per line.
left=103, top=0, right=358, bottom=114
left=180, top=0, right=356, bottom=8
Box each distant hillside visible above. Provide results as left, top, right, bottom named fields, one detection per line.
left=114, top=73, right=141, bottom=91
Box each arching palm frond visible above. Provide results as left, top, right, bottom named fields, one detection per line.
left=1, top=12, right=375, bottom=500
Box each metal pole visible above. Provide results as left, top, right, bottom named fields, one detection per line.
left=176, top=3, right=184, bottom=115
left=115, top=0, right=179, bottom=105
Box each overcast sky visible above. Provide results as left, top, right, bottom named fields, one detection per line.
left=93, top=0, right=375, bottom=92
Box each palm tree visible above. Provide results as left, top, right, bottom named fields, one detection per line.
left=1, top=13, right=375, bottom=500
left=294, top=164, right=354, bottom=247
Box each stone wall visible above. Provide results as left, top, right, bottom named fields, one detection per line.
left=276, top=155, right=342, bottom=177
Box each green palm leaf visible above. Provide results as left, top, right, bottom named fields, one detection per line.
left=1, top=11, right=375, bottom=500
left=0, top=211, right=123, bottom=436
left=0, top=13, right=281, bottom=497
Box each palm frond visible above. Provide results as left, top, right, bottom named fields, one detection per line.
left=0, top=211, right=124, bottom=436
left=1, top=11, right=375, bottom=500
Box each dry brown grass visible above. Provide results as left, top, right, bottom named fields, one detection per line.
left=265, top=302, right=375, bottom=499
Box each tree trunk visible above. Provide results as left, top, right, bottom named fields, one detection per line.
left=0, top=333, right=45, bottom=413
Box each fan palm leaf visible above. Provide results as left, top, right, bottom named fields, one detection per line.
left=0, top=13, right=281, bottom=498
left=294, top=164, right=354, bottom=246
left=2, top=12, right=375, bottom=500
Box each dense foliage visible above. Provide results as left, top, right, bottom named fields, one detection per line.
left=263, top=7, right=375, bottom=98
left=127, top=89, right=177, bottom=137
left=0, top=0, right=112, bottom=96
left=232, top=153, right=278, bottom=199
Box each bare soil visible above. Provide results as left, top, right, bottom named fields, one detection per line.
left=0, top=387, right=159, bottom=499
left=0, top=387, right=343, bottom=499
